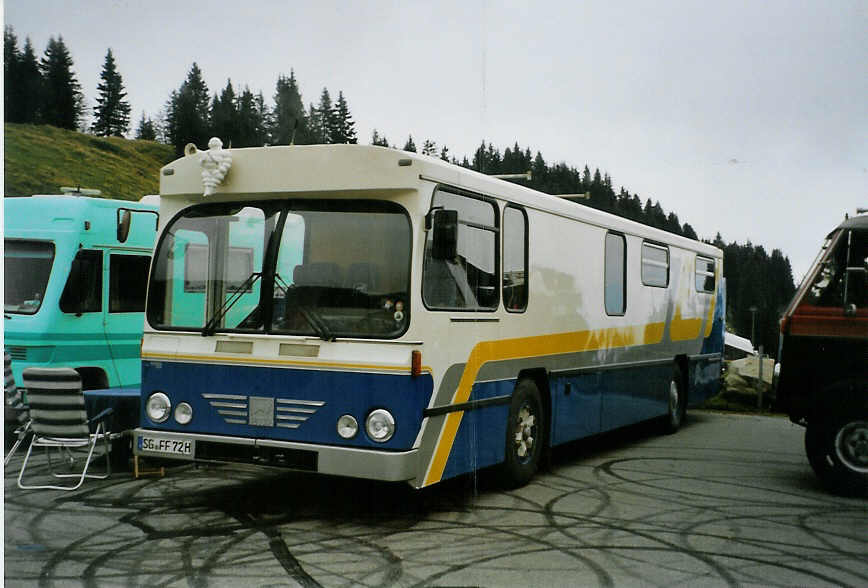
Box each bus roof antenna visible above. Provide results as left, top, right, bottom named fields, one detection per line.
left=489, top=171, right=531, bottom=181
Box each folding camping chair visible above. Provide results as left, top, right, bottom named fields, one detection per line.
left=17, top=367, right=114, bottom=491
left=4, top=352, right=31, bottom=466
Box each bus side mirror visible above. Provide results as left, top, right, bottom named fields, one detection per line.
left=117, top=209, right=132, bottom=243
left=430, top=209, right=458, bottom=260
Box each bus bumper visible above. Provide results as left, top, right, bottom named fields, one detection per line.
left=132, top=428, right=419, bottom=482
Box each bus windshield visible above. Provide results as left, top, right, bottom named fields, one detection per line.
left=147, top=199, right=411, bottom=338
left=4, top=240, right=55, bottom=315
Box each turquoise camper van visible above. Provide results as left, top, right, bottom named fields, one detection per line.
left=4, top=192, right=158, bottom=397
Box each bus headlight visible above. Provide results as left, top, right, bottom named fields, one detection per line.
left=174, top=402, right=193, bottom=425
left=146, top=392, right=171, bottom=423
left=365, top=409, right=395, bottom=443
left=336, top=414, right=358, bottom=439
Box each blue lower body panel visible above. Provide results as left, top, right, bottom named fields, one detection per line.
left=140, top=360, right=433, bottom=451
left=440, top=380, right=511, bottom=482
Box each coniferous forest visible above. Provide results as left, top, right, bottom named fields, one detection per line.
left=3, top=26, right=796, bottom=356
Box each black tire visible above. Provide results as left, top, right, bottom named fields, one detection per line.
left=501, top=379, right=545, bottom=488
left=805, top=415, right=868, bottom=497
left=662, top=364, right=687, bottom=434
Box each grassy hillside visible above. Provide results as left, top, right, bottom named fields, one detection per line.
left=4, top=123, right=175, bottom=201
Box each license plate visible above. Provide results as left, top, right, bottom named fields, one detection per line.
left=138, top=435, right=193, bottom=457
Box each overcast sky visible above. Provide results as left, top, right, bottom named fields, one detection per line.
left=5, top=0, right=867, bottom=280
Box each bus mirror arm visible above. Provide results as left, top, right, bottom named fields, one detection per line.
left=424, top=206, right=443, bottom=231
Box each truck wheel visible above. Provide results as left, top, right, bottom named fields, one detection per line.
left=662, top=365, right=687, bottom=434
left=805, top=415, right=868, bottom=497
left=501, top=379, right=544, bottom=488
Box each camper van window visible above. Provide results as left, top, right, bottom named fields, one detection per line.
left=110, top=254, right=151, bottom=312
left=503, top=205, right=528, bottom=312
left=183, top=244, right=255, bottom=293
left=422, top=189, right=499, bottom=310
left=605, top=232, right=627, bottom=315
left=60, top=250, right=103, bottom=313
left=4, top=240, right=55, bottom=315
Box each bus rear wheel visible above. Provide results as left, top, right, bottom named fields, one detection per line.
left=806, top=415, right=868, bottom=497
left=501, top=379, right=544, bottom=488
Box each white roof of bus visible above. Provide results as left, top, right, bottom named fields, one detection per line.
left=160, top=143, right=722, bottom=257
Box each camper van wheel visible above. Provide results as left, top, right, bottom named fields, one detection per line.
left=501, top=379, right=544, bottom=488
left=806, top=414, right=868, bottom=497
left=663, top=365, right=686, bottom=434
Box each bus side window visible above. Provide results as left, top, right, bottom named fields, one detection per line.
left=695, top=255, right=716, bottom=293
left=503, top=206, right=528, bottom=312
left=109, top=254, right=151, bottom=312
left=422, top=189, right=499, bottom=311
left=604, top=232, right=626, bottom=316
left=60, top=250, right=103, bottom=314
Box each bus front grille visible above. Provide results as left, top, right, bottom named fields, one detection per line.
left=7, top=347, right=27, bottom=361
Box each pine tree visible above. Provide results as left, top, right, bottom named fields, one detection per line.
left=306, top=88, right=336, bottom=144
left=210, top=79, right=238, bottom=146
left=422, top=139, right=438, bottom=156
left=371, top=129, right=389, bottom=147
left=4, top=26, right=20, bottom=122
left=40, top=36, right=84, bottom=130
left=330, top=91, right=357, bottom=144
left=165, top=62, right=211, bottom=155
left=135, top=112, right=157, bottom=141
left=309, top=88, right=334, bottom=143
left=236, top=86, right=267, bottom=147
left=91, top=48, right=131, bottom=136
left=402, top=135, right=417, bottom=153
left=271, top=71, right=308, bottom=145
left=16, top=38, right=42, bottom=123
left=582, top=165, right=591, bottom=189
left=682, top=223, right=698, bottom=240
left=664, top=211, right=682, bottom=236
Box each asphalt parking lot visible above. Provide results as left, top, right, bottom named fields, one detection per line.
left=5, top=410, right=868, bottom=587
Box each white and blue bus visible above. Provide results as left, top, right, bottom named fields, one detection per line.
left=133, top=142, right=724, bottom=489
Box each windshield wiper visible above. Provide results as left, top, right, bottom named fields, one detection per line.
left=202, top=272, right=262, bottom=336
left=298, top=306, right=334, bottom=341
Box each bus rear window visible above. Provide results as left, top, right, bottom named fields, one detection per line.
left=4, top=240, right=55, bottom=315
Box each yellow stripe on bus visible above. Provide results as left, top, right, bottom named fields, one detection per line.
left=140, top=351, right=432, bottom=375
left=422, top=322, right=664, bottom=487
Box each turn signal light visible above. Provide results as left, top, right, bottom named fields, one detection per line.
left=411, top=350, right=422, bottom=377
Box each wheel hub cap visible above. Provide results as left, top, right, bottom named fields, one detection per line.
left=514, top=405, right=536, bottom=462
left=835, top=420, right=868, bottom=473
left=669, top=381, right=681, bottom=421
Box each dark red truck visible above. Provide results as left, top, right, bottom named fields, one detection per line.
left=778, top=213, right=867, bottom=495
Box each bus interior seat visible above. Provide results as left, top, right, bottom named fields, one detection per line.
left=292, top=262, right=343, bottom=288
left=346, top=262, right=380, bottom=294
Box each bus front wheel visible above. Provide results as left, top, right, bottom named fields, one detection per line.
left=501, top=379, right=544, bottom=488
left=805, top=414, right=868, bottom=497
